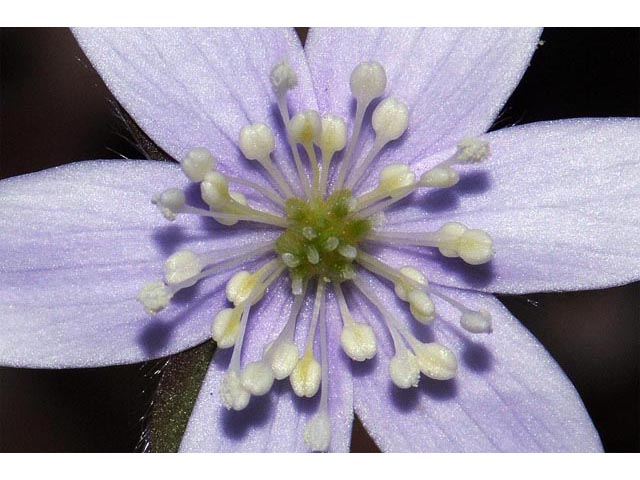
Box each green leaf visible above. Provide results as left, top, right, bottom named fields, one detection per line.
left=144, top=340, right=216, bottom=452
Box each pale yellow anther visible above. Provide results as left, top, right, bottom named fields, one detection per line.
left=264, top=340, right=299, bottom=380
left=289, top=110, right=322, bottom=146
left=389, top=349, right=420, bottom=389
left=211, top=307, right=242, bottom=348
left=413, top=342, right=458, bottom=380
left=163, top=250, right=202, bottom=286
left=340, top=323, right=377, bottom=361
left=152, top=188, right=185, bottom=221
left=137, top=280, right=173, bottom=315
left=454, top=138, right=490, bottom=164
left=460, top=309, right=493, bottom=334
left=350, top=61, right=387, bottom=102
left=240, top=361, right=274, bottom=396
left=221, top=371, right=251, bottom=411
left=377, top=164, right=416, bottom=196
left=304, top=412, right=331, bottom=452
left=420, top=165, right=460, bottom=188
left=290, top=351, right=322, bottom=397
left=181, top=147, right=216, bottom=182
left=436, top=222, right=494, bottom=264
left=319, top=114, right=347, bottom=156
left=408, top=290, right=436, bottom=324
left=211, top=189, right=247, bottom=226
left=239, top=123, right=275, bottom=161
left=226, top=267, right=264, bottom=305
left=200, top=171, right=231, bottom=210
left=458, top=229, right=494, bottom=265
left=394, top=266, right=427, bottom=301
left=270, top=61, right=298, bottom=93
left=372, top=97, right=409, bottom=142
left=436, top=222, right=469, bottom=258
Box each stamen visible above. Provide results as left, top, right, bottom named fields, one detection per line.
left=353, top=277, right=458, bottom=383
left=290, top=281, right=325, bottom=397
left=356, top=252, right=435, bottom=324
left=452, top=138, right=491, bottom=164
left=264, top=283, right=307, bottom=380
left=289, top=110, right=322, bottom=196
left=163, top=250, right=203, bottom=287
left=211, top=307, right=242, bottom=348
left=289, top=111, right=322, bottom=146
left=460, top=309, right=493, bottom=334
left=429, top=288, right=493, bottom=335
left=222, top=261, right=285, bottom=410
left=239, top=122, right=294, bottom=198
left=419, top=138, right=490, bottom=188
left=304, top=411, right=331, bottom=453
left=318, top=114, right=347, bottom=195
left=355, top=163, right=416, bottom=211
left=335, top=61, right=387, bottom=190
left=220, top=370, right=251, bottom=411
left=367, top=222, right=494, bottom=265
left=419, top=166, right=460, bottom=188
left=347, top=97, right=409, bottom=190
left=270, top=62, right=312, bottom=198
left=200, top=171, right=232, bottom=210
left=240, top=360, right=274, bottom=396
left=180, top=147, right=216, bottom=182
left=304, top=290, right=331, bottom=452
left=407, top=289, right=436, bottom=325
left=182, top=203, right=287, bottom=228
left=226, top=261, right=279, bottom=306
left=226, top=174, right=285, bottom=208
left=270, top=60, right=298, bottom=95
left=290, top=345, right=322, bottom=397
left=152, top=188, right=186, bottom=221
left=137, top=280, right=173, bottom=315
left=388, top=347, right=420, bottom=389
left=334, top=281, right=377, bottom=361
left=393, top=266, right=427, bottom=301
left=410, top=342, right=457, bottom=381
left=265, top=339, right=299, bottom=380
left=139, top=59, right=499, bottom=451
left=197, top=170, right=288, bottom=227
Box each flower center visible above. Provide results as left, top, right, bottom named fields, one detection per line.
left=275, top=190, right=371, bottom=290
left=139, top=58, right=497, bottom=452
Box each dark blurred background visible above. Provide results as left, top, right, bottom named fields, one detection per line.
left=0, top=28, right=638, bottom=452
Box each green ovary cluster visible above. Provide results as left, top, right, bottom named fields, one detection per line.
left=276, top=190, right=372, bottom=283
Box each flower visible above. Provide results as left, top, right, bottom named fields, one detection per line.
left=1, top=28, right=638, bottom=452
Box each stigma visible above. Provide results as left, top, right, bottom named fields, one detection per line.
left=138, top=59, right=495, bottom=452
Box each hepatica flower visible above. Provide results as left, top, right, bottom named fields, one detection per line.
left=1, top=28, right=639, bottom=452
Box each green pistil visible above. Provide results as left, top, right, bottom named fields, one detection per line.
left=276, top=189, right=372, bottom=283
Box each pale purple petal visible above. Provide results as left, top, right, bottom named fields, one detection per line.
left=305, top=28, right=541, bottom=192
left=348, top=272, right=601, bottom=452
left=180, top=278, right=353, bottom=452
left=0, top=160, right=279, bottom=368
left=377, top=118, right=640, bottom=294
left=73, top=28, right=316, bottom=191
